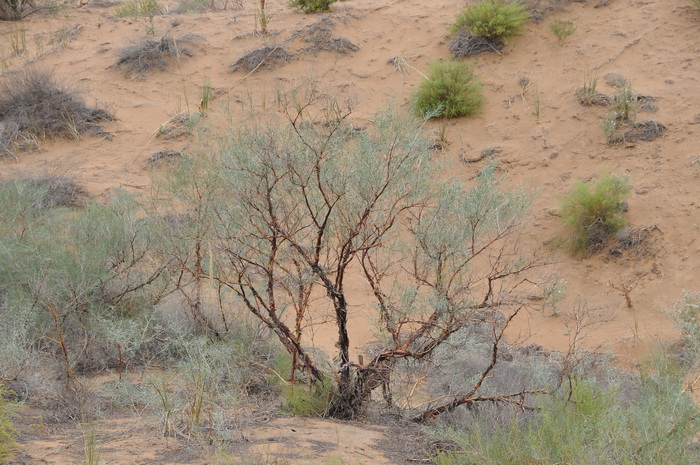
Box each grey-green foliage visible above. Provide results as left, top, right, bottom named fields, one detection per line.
left=0, top=177, right=168, bottom=375
left=434, top=363, right=700, bottom=465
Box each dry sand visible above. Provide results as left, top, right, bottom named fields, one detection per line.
left=2, top=0, right=699, bottom=463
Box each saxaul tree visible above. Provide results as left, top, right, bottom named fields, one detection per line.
left=157, top=90, right=546, bottom=420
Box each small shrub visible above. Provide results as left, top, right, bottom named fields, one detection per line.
left=560, top=174, right=631, bottom=253
left=114, top=0, right=160, bottom=18
left=450, top=0, right=530, bottom=43
left=288, top=0, right=335, bottom=14
left=413, top=60, right=484, bottom=119
left=0, top=385, right=17, bottom=462
left=549, top=19, right=575, bottom=44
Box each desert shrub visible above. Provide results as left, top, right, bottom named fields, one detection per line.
left=433, top=367, right=700, bottom=465
left=450, top=0, right=530, bottom=42
left=413, top=60, right=484, bottom=119
left=559, top=174, right=630, bottom=253
left=116, top=35, right=197, bottom=78
left=0, top=385, right=17, bottom=462
left=0, top=68, right=113, bottom=156
left=114, top=0, right=160, bottom=18
left=288, top=0, right=335, bottom=14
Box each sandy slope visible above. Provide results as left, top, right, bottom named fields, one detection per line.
left=1, top=0, right=700, bottom=463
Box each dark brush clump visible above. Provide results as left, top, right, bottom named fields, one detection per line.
left=230, top=46, right=294, bottom=72
left=0, top=68, right=113, bottom=156
left=116, top=35, right=198, bottom=78
left=449, top=29, right=504, bottom=57
left=292, top=18, right=359, bottom=55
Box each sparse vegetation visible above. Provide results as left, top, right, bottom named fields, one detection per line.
left=413, top=60, right=484, bottom=119
left=0, top=68, right=113, bottom=157
left=549, top=18, right=575, bottom=44
left=575, top=71, right=608, bottom=106
left=288, top=0, right=335, bottom=14
left=450, top=0, right=530, bottom=43
left=598, top=82, right=665, bottom=144
left=560, top=173, right=631, bottom=253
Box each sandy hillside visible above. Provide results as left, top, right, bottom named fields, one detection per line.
left=1, top=0, right=700, bottom=463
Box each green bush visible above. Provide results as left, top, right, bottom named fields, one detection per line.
left=288, top=0, right=335, bottom=13
left=413, top=60, right=484, bottom=119
left=0, top=385, right=17, bottom=463
left=450, top=0, right=530, bottom=42
left=560, top=173, right=630, bottom=253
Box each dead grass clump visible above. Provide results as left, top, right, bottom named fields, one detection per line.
left=0, top=122, right=39, bottom=158
left=449, top=29, right=504, bottom=57
left=116, top=35, right=198, bottom=78
left=575, top=87, right=611, bottom=106
left=608, top=225, right=661, bottom=260
left=147, top=149, right=185, bottom=164
left=291, top=18, right=359, bottom=55
left=230, top=46, right=294, bottom=72
left=521, top=0, right=582, bottom=22
left=19, top=174, right=87, bottom=209
left=0, top=68, right=113, bottom=157
left=0, top=0, right=33, bottom=21
left=619, top=120, right=666, bottom=143
left=0, top=174, right=87, bottom=216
